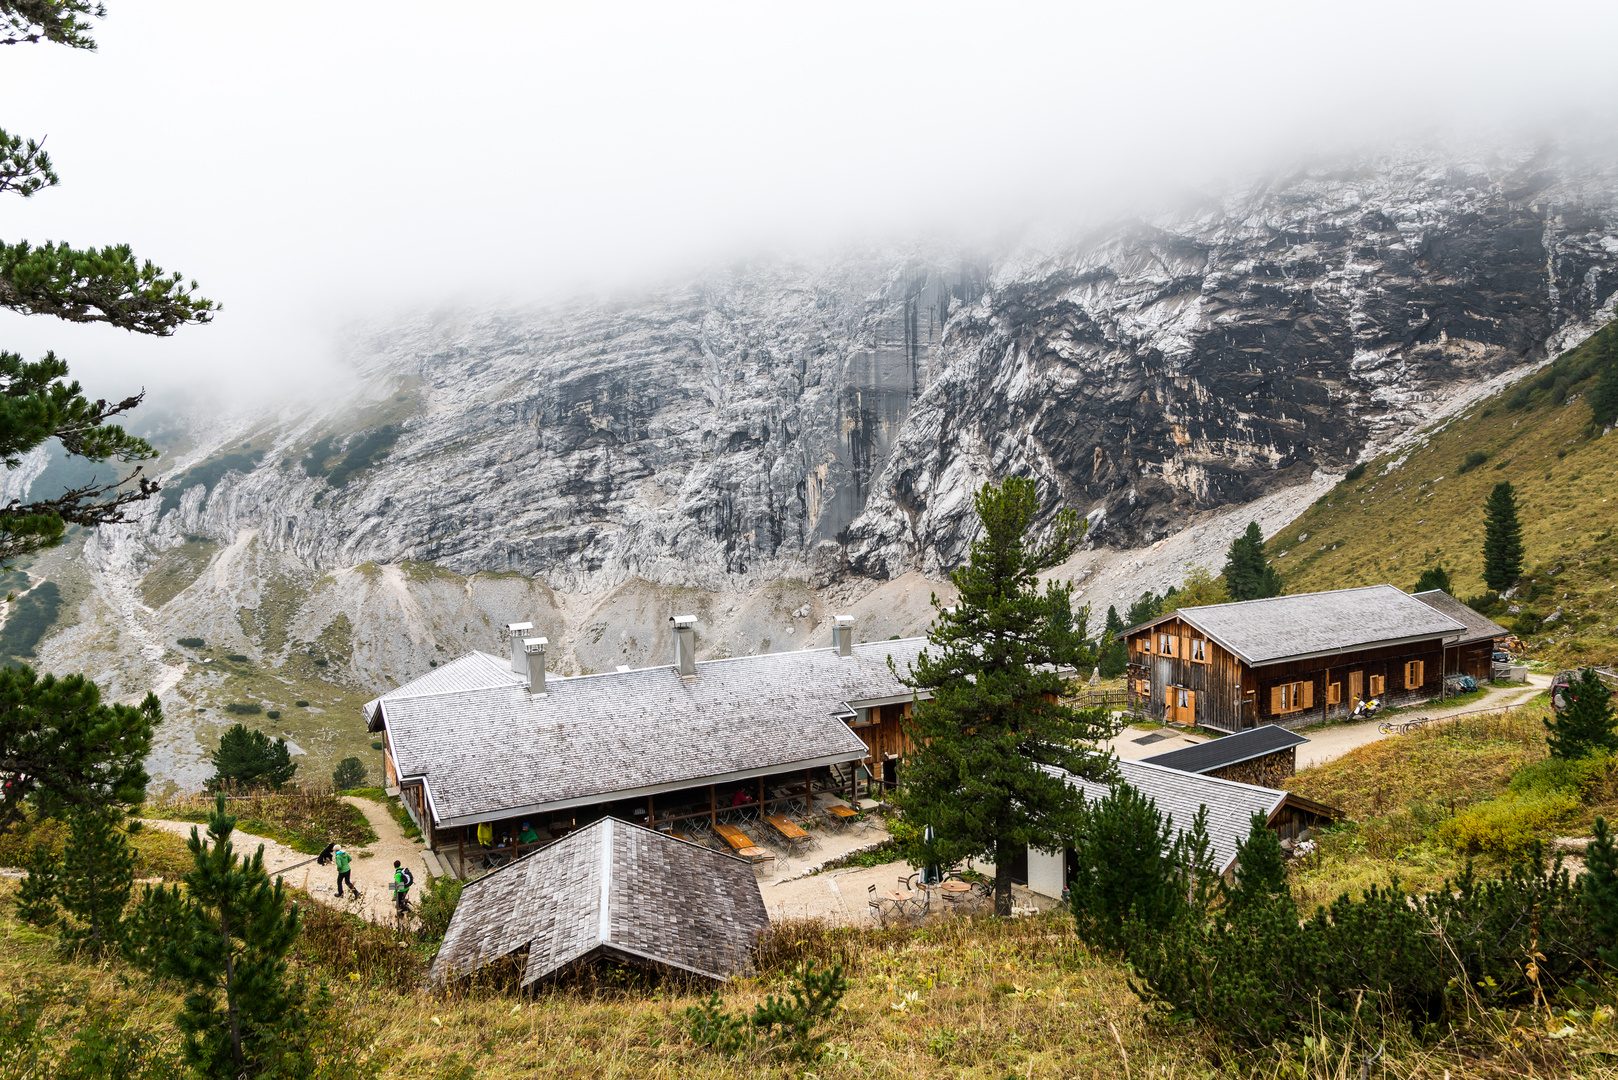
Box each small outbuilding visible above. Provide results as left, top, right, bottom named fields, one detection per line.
left=1139, top=724, right=1310, bottom=787
left=431, top=817, right=770, bottom=988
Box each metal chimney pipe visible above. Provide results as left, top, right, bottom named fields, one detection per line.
left=832, top=614, right=854, bottom=657
left=670, top=614, right=697, bottom=677
left=524, top=637, right=548, bottom=694
left=503, top=621, right=534, bottom=675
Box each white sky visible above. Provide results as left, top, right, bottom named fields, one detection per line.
left=1, top=1, right=1615, bottom=406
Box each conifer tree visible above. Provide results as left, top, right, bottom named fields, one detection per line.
left=14, top=841, right=59, bottom=926
left=1545, top=667, right=1618, bottom=761
left=1124, top=591, right=1162, bottom=627
left=1413, top=565, right=1453, bottom=594
left=1224, top=814, right=1290, bottom=920
left=1098, top=605, right=1128, bottom=679
left=0, top=3, right=215, bottom=564
left=57, top=807, right=135, bottom=955
left=206, top=723, right=296, bottom=792
left=0, top=669, right=161, bottom=827
left=894, top=478, right=1112, bottom=916
left=331, top=756, right=367, bottom=790
left=1165, top=565, right=1230, bottom=611
left=1584, top=816, right=1618, bottom=968
left=1222, top=522, right=1282, bottom=601
left=1481, top=481, right=1525, bottom=592
left=125, top=795, right=307, bottom=1079
left=1591, top=355, right=1618, bottom=431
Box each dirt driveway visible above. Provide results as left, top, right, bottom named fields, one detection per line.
left=144, top=794, right=429, bottom=924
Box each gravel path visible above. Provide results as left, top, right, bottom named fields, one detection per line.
left=144, top=794, right=430, bottom=925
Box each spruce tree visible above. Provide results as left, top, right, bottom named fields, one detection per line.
left=894, top=478, right=1112, bottom=916
left=14, top=842, right=59, bottom=926
left=0, top=5, right=214, bottom=564
left=1481, top=481, right=1525, bottom=592
left=1224, top=813, right=1290, bottom=920
left=1590, top=346, right=1618, bottom=430
left=1413, top=565, right=1453, bottom=594
left=331, top=756, right=367, bottom=790
left=1098, top=605, right=1128, bottom=679
left=1125, top=591, right=1162, bottom=627
left=0, top=669, right=161, bottom=828
left=1545, top=667, right=1618, bottom=761
left=57, top=807, right=135, bottom=955
left=1584, top=816, right=1618, bottom=968
left=1222, top=522, right=1282, bottom=601
left=206, top=723, right=297, bottom=792
left=125, top=795, right=307, bottom=1079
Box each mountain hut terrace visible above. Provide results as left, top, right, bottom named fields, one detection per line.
left=365, top=615, right=927, bottom=876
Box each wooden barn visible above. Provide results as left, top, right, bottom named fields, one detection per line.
left=1122, top=585, right=1494, bottom=732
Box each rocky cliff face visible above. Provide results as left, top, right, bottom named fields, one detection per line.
left=137, top=148, right=1618, bottom=595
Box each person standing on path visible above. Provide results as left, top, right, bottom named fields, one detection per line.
left=334, top=846, right=356, bottom=897
left=392, top=860, right=410, bottom=914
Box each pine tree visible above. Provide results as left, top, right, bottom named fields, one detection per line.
left=1482, top=481, right=1525, bottom=592
left=1590, top=340, right=1618, bottom=430
left=1544, top=667, right=1618, bottom=761
left=1124, top=591, right=1162, bottom=627
left=1224, top=813, right=1290, bottom=920
left=1585, top=816, right=1618, bottom=968
left=0, top=668, right=161, bottom=828
left=57, top=807, right=135, bottom=955
left=125, top=795, right=308, bottom=1079
left=894, top=478, right=1112, bottom=916
left=1098, top=606, right=1128, bottom=679
left=14, top=842, right=59, bottom=926
left=332, top=756, right=367, bottom=790
left=1413, top=565, right=1453, bottom=594
left=0, top=7, right=214, bottom=565
left=206, top=723, right=297, bottom=792
left=1222, top=522, right=1282, bottom=601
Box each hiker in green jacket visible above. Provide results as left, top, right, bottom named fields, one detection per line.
left=334, top=846, right=356, bottom=897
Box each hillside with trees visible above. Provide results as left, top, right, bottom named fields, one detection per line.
left=1264, top=321, right=1618, bottom=667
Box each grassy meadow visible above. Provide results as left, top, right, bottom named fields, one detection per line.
left=1271, top=323, right=1618, bottom=669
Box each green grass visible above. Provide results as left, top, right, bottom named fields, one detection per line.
left=139, top=790, right=377, bottom=854
left=1272, top=322, right=1618, bottom=670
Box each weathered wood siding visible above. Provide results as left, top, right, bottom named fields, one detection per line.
left=1446, top=639, right=1497, bottom=680
left=850, top=702, right=914, bottom=776
left=1125, top=617, right=1248, bottom=731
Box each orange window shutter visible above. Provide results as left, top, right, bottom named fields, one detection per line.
left=1270, top=685, right=1283, bottom=713
left=1165, top=686, right=1173, bottom=707
left=1328, top=682, right=1341, bottom=705
left=1302, top=681, right=1314, bottom=708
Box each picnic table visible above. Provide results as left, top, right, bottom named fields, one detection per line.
left=713, top=823, right=755, bottom=852
left=764, top=814, right=816, bottom=855
left=824, top=804, right=859, bottom=825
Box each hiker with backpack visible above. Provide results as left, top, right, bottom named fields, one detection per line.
left=391, top=860, right=414, bottom=914
left=334, top=846, right=357, bottom=897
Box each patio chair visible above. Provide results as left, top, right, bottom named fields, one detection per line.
left=867, top=884, right=885, bottom=926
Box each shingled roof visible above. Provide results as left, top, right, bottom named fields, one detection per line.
left=375, top=638, right=926, bottom=828
left=1411, top=589, right=1510, bottom=645
left=431, top=817, right=768, bottom=987
left=1138, top=724, right=1309, bottom=775
left=1048, top=758, right=1292, bottom=874
left=1127, top=585, right=1467, bottom=666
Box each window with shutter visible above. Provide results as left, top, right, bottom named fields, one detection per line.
left=1270, top=685, right=1284, bottom=713
left=1404, top=661, right=1424, bottom=689
left=1327, top=682, right=1341, bottom=705
left=1190, top=638, right=1208, bottom=662
left=1369, top=674, right=1385, bottom=696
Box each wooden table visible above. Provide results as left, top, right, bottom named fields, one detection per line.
left=825, top=804, right=858, bottom=820
left=764, top=814, right=815, bottom=855
left=714, top=823, right=755, bottom=852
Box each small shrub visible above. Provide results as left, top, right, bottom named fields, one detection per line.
left=415, top=874, right=462, bottom=942
left=314, top=659, right=329, bottom=667
left=224, top=653, right=249, bottom=663
left=224, top=703, right=262, bottom=715
left=682, top=962, right=848, bottom=1061
left=295, top=700, right=309, bottom=707
left=1435, top=791, right=1579, bottom=856
left=1514, top=611, right=1544, bottom=636
left=1456, top=450, right=1489, bottom=473
left=370, top=740, right=384, bottom=751
left=176, top=637, right=204, bottom=648
left=265, top=710, right=280, bottom=719
left=14, top=844, right=59, bottom=926
left=1343, top=463, right=1367, bottom=482
left=1508, top=753, right=1611, bottom=798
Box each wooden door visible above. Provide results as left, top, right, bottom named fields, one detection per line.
left=1183, top=689, right=1196, bottom=726
left=1348, top=670, right=1363, bottom=708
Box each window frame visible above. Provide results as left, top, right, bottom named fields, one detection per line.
left=1327, top=681, right=1342, bottom=705
left=1369, top=674, right=1385, bottom=696
left=1189, top=638, right=1208, bottom=663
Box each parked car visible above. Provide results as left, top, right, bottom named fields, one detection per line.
left=1492, top=650, right=1513, bottom=663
